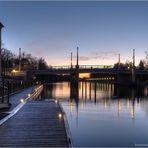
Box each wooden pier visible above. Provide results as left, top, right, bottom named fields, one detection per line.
left=0, top=100, right=71, bottom=147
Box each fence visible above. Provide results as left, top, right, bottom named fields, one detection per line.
left=0, top=78, right=10, bottom=109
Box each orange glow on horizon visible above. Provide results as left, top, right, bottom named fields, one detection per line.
left=46, top=58, right=116, bottom=67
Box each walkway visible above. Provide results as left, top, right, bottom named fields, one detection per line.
left=0, top=87, right=33, bottom=118
left=8, top=87, right=33, bottom=111
left=0, top=100, right=70, bottom=147
left=0, top=86, right=70, bottom=147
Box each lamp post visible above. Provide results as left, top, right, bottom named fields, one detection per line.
left=71, top=52, right=73, bottom=69
left=0, top=22, right=4, bottom=80
left=76, top=47, right=79, bottom=69
left=19, top=48, right=21, bottom=71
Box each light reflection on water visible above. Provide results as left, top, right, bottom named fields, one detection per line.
left=41, top=82, right=148, bottom=147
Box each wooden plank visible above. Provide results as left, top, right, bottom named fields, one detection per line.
left=0, top=100, right=69, bottom=147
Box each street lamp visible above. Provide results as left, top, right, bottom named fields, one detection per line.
left=11, top=69, right=18, bottom=77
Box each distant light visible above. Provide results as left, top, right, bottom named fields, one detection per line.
left=55, top=100, right=58, bottom=104
left=20, top=98, right=25, bottom=103
left=58, top=113, right=62, bottom=119
left=12, top=69, right=18, bottom=73
left=79, top=73, right=90, bottom=79
left=28, top=94, right=31, bottom=97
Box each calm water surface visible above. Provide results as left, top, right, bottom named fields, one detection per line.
left=41, top=82, right=148, bottom=147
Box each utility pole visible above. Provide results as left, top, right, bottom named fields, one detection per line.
left=76, top=47, right=79, bottom=82
left=0, top=22, right=4, bottom=80
left=76, top=47, right=79, bottom=69
left=132, top=49, right=136, bottom=84
left=118, top=53, right=120, bottom=69
left=19, top=48, right=21, bottom=71
left=71, top=52, right=73, bottom=69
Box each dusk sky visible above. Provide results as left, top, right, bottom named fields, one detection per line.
left=0, top=1, right=148, bottom=66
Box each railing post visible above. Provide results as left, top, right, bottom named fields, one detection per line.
left=7, top=81, right=10, bottom=104
left=2, top=77, right=4, bottom=103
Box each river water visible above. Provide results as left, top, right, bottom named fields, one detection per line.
left=40, top=82, right=148, bottom=147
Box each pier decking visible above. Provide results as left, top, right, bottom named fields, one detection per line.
left=0, top=100, right=70, bottom=147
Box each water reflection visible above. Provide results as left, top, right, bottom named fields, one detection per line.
left=41, top=82, right=148, bottom=119
left=41, top=81, right=148, bottom=147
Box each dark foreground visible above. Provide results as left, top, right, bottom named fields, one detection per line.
left=0, top=100, right=69, bottom=147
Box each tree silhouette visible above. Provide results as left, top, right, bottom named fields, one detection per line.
left=138, top=60, right=145, bottom=70
left=38, top=58, right=48, bottom=70
left=1, top=46, right=48, bottom=73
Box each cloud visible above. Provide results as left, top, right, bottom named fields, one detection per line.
left=73, top=56, right=90, bottom=61
left=91, top=50, right=119, bottom=60
left=72, top=50, right=119, bottom=62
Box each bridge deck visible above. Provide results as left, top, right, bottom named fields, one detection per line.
left=0, top=100, right=69, bottom=147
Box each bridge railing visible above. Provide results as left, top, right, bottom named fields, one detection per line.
left=49, top=65, right=113, bottom=70
left=79, top=65, right=113, bottom=69
left=49, top=65, right=71, bottom=70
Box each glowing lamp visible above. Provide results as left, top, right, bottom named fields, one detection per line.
left=58, top=113, right=62, bottom=119
left=20, top=98, right=25, bottom=103
left=12, top=69, right=17, bottom=73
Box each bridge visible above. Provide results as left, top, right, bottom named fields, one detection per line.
left=28, top=65, right=148, bottom=75
left=26, top=48, right=148, bottom=85
left=26, top=64, right=148, bottom=85
left=31, top=65, right=114, bottom=75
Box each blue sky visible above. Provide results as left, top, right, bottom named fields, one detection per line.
left=0, top=1, right=148, bottom=66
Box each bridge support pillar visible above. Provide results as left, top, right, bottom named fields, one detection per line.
left=117, top=73, right=133, bottom=85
